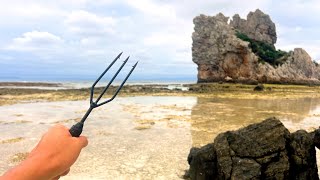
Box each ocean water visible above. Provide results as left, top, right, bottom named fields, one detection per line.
left=0, top=79, right=197, bottom=90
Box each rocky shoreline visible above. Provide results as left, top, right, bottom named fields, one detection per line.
left=1, top=83, right=320, bottom=106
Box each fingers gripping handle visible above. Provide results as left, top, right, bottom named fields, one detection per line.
left=69, top=122, right=84, bottom=137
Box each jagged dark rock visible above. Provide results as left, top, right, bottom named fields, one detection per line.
left=187, top=144, right=216, bottom=180
left=288, top=130, right=318, bottom=179
left=186, top=117, right=319, bottom=180
left=314, top=128, right=320, bottom=149
left=254, top=84, right=265, bottom=91
left=192, top=9, right=320, bottom=85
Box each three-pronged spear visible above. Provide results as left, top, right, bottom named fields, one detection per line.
left=69, top=52, right=138, bottom=137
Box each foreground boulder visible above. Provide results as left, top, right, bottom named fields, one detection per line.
left=187, top=117, right=319, bottom=179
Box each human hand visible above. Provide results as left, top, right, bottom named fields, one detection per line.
left=1, top=124, right=88, bottom=180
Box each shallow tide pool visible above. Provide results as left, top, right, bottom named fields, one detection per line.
left=0, top=96, right=319, bottom=179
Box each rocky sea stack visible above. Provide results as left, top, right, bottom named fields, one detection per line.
left=186, top=117, right=319, bottom=179
left=192, top=9, right=320, bottom=84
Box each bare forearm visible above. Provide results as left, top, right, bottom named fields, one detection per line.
left=1, top=125, right=87, bottom=180
left=1, top=155, right=54, bottom=180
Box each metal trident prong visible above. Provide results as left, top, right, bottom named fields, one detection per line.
left=97, top=61, right=138, bottom=107
left=89, top=52, right=123, bottom=104
left=69, top=52, right=138, bottom=137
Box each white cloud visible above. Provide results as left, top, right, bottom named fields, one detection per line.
left=2, top=0, right=320, bottom=79
left=80, top=38, right=100, bottom=46
left=125, top=0, right=194, bottom=66
left=154, top=0, right=270, bottom=19
left=144, top=32, right=190, bottom=47
left=0, top=1, right=66, bottom=22
left=7, top=31, right=64, bottom=51
left=269, top=0, right=320, bottom=18
left=65, top=10, right=116, bottom=36
left=294, top=26, right=302, bottom=32
left=276, top=22, right=320, bottom=60
left=126, top=0, right=177, bottom=20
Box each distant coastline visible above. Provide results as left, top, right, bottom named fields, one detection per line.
left=0, top=82, right=62, bottom=87
left=0, top=80, right=196, bottom=90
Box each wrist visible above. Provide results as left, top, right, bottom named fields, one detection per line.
left=2, top=154, right=56, bottom=180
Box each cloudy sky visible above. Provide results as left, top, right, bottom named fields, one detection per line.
left=0, top=0, right=319, bottom=81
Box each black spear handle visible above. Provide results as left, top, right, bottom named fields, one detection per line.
left=69, top=106, right=94, bottom=137
left=69, top=122, right=84, bottom=137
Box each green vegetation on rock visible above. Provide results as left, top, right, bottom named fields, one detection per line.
left=236, top=31, right=289, bottom=66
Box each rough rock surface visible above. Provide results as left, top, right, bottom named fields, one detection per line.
left=187, top=117, right=319, bottom=180
left=192, top=9, right=320, bottom=84
left=288, top=130, right=318, bottom=179
left=187, top=144, right=216, bottom=180
left=230, top=9, right=277, bottom=45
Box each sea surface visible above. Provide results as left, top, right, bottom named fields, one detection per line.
left=0, top=96, right=319, bottom=179
left=0, top=80, right=196, bottom=90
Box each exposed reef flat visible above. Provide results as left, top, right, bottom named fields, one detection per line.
left=1, top=83, right=320, bottom=106
left=1, top=94, right=320, bottom=178
left=0, top=82, right=62, bottom=87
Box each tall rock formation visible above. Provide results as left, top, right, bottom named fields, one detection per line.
left=192, top=9, right=320, bottom=84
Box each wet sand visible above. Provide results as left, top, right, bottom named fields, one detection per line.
left=0, top=96, right=320, bottom=179
left=0, top=97, right=195, bottom=179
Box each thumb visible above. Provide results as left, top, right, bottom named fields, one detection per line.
left=74, top=136, right=88, bottom=148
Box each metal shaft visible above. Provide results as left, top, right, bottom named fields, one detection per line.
left=80, top=106, right=94, bottom=124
